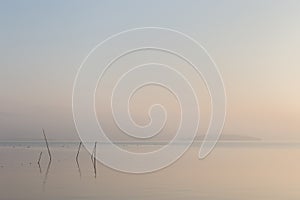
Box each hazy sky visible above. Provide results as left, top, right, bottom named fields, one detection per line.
left=0, top=0, right=299, bottom=141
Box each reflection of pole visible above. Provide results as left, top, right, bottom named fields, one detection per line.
left=43, top=160, right=51, bottom=189
left=76, top=142, right=82, bottom=178
left=42, top=129, right=52, bottom=162
left=90, top=143, right=94, bottom=164
left=76, top=157, right=82, bottom=178
left=38, top=162, right=42, bottom=174
left=93, top=142, right=97, bottom=177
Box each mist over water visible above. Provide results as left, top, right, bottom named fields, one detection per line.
left=1, top=1, right=300, bottom=199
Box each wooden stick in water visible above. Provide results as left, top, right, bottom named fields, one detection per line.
left=76, top=142, right=82, bottom=178
left=90, top=149, right=94, bottom=164
left=90, top=142, right=95, bottom=164
left=38, top=151, right=43, bottom=174
left=37, top=151, right=42, bottom=165
left=76, top=142, right=82, bottom=162
left=93, top=142, right=97, bottom=177
left=42, top=129, right=52, bottom=161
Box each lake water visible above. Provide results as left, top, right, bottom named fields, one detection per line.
left=0, top=141, right=299, bottom=200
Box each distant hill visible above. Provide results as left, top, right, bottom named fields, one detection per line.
left=194, top=134, right=261, bottom=141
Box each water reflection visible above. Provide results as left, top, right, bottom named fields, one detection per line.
left=89, top=142, right=97, bottom=178
left=43, top=160, right=51, bottom=189
left=76, top=142, right=82, bottom=178
left=76, top=159, right=81, bottom=178
left=92, top=142, right=97, bottom=178
left=1, top=143, right=300, bottom=200
left=38, top=162, right=42, bottom=174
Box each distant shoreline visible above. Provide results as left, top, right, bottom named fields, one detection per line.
left=0, top=134, right=261, bottom=142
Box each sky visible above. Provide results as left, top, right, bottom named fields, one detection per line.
left=0, top=0, right=299, bottom=141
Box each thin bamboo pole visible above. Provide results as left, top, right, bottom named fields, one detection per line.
left=42, top=129, right=52, bottom=161
left=93, top=142, right=97, bottom=177
left=37, top=151, right=42, bottom=165
left=76, top=142, right=82, bottom=162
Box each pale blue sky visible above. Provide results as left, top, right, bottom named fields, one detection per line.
left=0, top=0, right=299, bottom=140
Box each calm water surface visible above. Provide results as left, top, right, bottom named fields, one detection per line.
left=0, top=142, right=299, bottom=200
